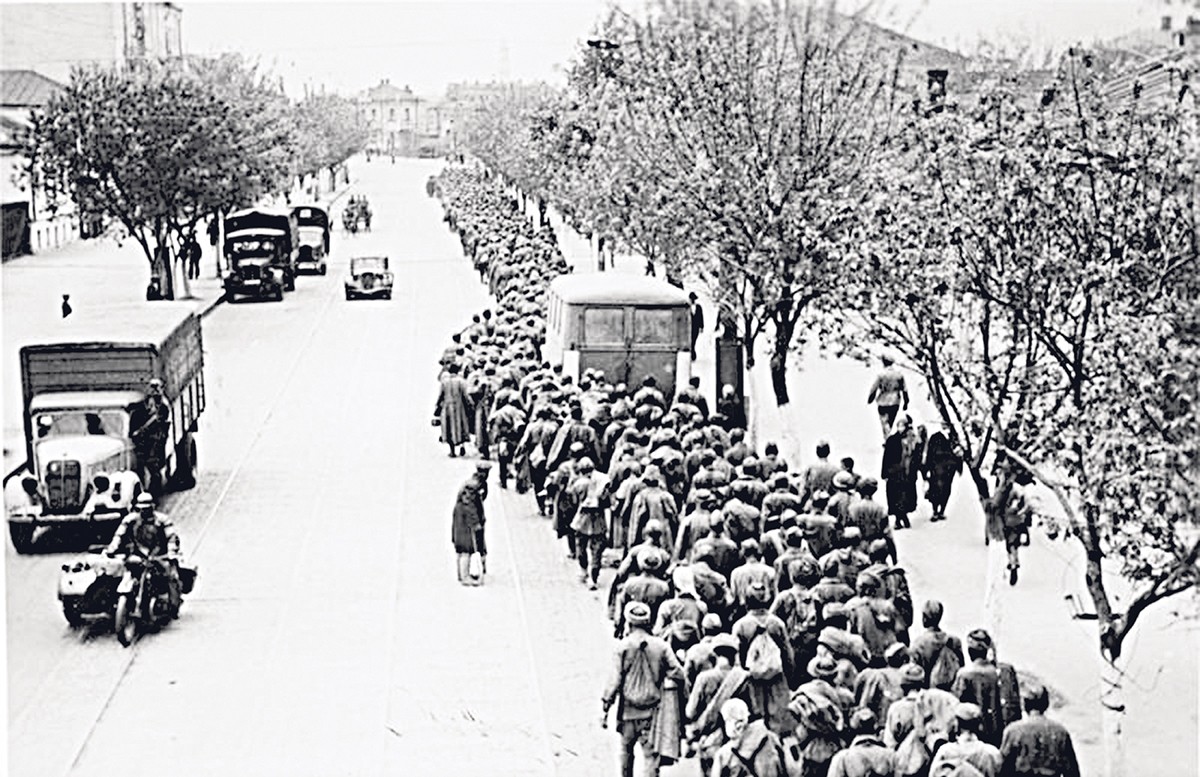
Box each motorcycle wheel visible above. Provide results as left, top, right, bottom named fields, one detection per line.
left=115, top=593, right=138, bottom=647
left=62, top=598, right=84, bottom=628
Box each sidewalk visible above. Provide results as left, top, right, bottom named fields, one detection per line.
left=534, top=199, right=1198, bottom=776
left=1, top=182, right=353, bottom=477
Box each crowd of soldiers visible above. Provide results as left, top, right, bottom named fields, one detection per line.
left=433, top=164, right=1081, bottom=777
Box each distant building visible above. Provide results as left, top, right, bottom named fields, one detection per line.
left=442, top=81, right=559, bottom=150
left=1097, top=2, right=1199, bottom=104
left=358, top=79, right=447, bottom=156
left=0, top=3, right=183, bottom=83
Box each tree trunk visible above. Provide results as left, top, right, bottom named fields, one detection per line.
left=1100, top=654, right=1128, bottom=777
left=769, top=315, right=797, bottom=406
left=743, top=313, right=758, bottom=368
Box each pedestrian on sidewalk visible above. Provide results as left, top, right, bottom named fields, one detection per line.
left=922, top=425, right=962, bottom=522
left=61, top=294, right=72, bottom=318
left=435, top=363, right=472, bottom=458
left=183, top=233, right=202, bottom=280
left=688, top=292, right=705, bottom=360
left=867, top=355, right=909, bottom=437
left=451, top=462, right=490, bottom=585
left=882, top=414, right=921, bottom=530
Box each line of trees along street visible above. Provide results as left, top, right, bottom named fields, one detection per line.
left=26, top=54, right=367, bottom=300
left=457, top=2, right=1199, bottom=773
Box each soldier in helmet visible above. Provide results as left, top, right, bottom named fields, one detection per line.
left=105, top=492, right=182, bottom=616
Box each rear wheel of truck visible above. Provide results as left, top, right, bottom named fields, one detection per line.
left=9, top=523, right=34, bottom=554
left=174, top=434, right=198, bottom=490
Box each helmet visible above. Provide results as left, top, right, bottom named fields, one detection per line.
left=134, top=493, right=154, bottom=509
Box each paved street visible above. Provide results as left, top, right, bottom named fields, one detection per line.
left=4, top=158, right=1196, bottom=777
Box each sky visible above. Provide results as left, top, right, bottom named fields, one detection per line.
left=178, top=0, right=1180, bottom=98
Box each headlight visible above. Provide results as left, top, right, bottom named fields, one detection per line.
left=92, top=473, right=111, bottom=492
left=21, top=476, right=38, bottom=495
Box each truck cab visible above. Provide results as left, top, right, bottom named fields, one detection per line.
left=223, top=208, right=299, bottom=301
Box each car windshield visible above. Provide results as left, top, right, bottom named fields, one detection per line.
left=352, top=258, right=386, bottom=274
left=34, top=410, right=128, bottom=439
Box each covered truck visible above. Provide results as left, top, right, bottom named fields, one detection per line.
left=6, top=305, right=205, bottom=553
left=222, top=208, right=299, bottom=301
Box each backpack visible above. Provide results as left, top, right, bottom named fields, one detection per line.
left=895, top=727, right=932, bottom=777
left=928, top=640, right=963, bottom=690
left=746, top=624, right=784, bottom=681
left=623, top=639, right=662, bottom=709
left=783, top=591, right=820, bottom=638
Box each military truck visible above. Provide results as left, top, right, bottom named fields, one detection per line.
left=6, top=305, right=206, bottom=553
left=222, top=208, right=298, bottom=301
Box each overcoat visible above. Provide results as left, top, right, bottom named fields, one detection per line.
left=438, top=375, right=473, bottom=446
left=451, top=478, right=485, bottom=553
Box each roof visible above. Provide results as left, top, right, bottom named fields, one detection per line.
left=227, top=228, right=286, bottom=239
left=30, top=391, right=146, bottom=412
left=550, top=273, right=690, bottom=306
left=0, top=70, right=64, bottom=107
left=20, top=304, right=197, bottom=349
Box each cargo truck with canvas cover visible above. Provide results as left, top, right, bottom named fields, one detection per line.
left=222, top=208, right=299, bottom=301
left=5, top=305, right=206, bottom=553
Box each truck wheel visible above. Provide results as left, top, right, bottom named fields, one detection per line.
left=285, top=273, right=295, bottom=292
left=174, top=435, right=197, bottom=490
left=62, top=597, right=84, bottom=628
left=319, top=264, right=327, bottom=276
left=115, top=594, right=137, bottom=647
left=273, top=285, right=284, bottom=302
left=9, top=523, right=34, bottom=554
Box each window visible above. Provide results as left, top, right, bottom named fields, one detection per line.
left=371, top=108, right=377, bottom=118
left=633, top=308, right=680, bottom=345
left=405, top=108, right=411, bottom=122
left=389, top=108, right=395, bottom=121
left=582, top=307, right=624, bottom=345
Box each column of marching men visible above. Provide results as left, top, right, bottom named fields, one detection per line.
left=430, top=165, right=1082, bottom=777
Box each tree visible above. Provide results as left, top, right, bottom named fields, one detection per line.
left=561, top=0, right=905, bottom=403
left=29, top=57, right=296, bottom=299
left=846, top=48, right=1199, bottom=776
left=293, top=92, right=369, bottom=193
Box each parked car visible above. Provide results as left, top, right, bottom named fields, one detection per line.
left=344, top=256, right=393, bottom=300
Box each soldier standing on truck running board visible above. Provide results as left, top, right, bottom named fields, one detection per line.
left=130, top=378, right=171, bottom=497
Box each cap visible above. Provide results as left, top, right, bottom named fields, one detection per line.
left=701, top=613, right=723, bottom=631
left=475, top=461, right=493, bottom=472
left=711, top=633, right=739, bottom=656
left=884, top=642, right=909, bottom=662
left=967, top=628, right=992, bottom=651
left=842, top=526, right=863, bottom=542
left=808, top=655, right=838, bottom=680
left=858, top=476, right=879, bottom=494
left=954, top=702, right=983, bottom=722
left=811, top=489, right=831, bottom=505
left=823, top=602, right=848, bottom=621
left=868, top=539, right=890, bottom=558
left=624, top=601, right=651, bottom=626
left=569, top=441, right=586, bottom=453
left=672, top=566, right=697, bottom=596
left=855, top=570, right=882, bottom=592
left=134, top=492, right=154, bottom=508
left=900, top=663, right=926, bottom=686
left=833, top=471, right=855, bottom=490
left=739, top=538, right=761, bottom=556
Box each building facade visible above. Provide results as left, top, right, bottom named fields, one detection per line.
left=358, top=79, right=449, bottom=157
left=0, top=3, right=183, bottom=257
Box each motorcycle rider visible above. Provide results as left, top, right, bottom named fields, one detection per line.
left=105, top=492, right=183, bottom=617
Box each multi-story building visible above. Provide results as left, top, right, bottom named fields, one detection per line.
left=358, top=79, right=449, bottom=157
left=0, top=3, right=182, bottom=83
left=0, top=3, right=183, bottom=257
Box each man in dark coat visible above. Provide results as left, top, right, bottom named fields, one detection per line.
left=881, top=414, right=921, bottom=529
left=129, top=378, right=171, bottom=496
left=688, top=291, right=705, bottom=360
left=999, top=683, right=1081, bottom=777
left=436, top=363, right=473, bottom=457
left=546, top=405, right=602, bottom=472
left=451, top=463, right=490, bottom=585
left=922, top=427, right=962, bottom=522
